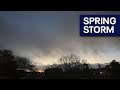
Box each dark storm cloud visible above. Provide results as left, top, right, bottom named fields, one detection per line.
left=1, top=11, right=120, bottom=66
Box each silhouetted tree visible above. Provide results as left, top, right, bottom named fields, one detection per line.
left=0, top=49, right=17, bottom=77
left=0, top=49, right=35, bottom=78
left=15, top=56, right=34, bottom=70
left=58, top=54, right=82, bottom=72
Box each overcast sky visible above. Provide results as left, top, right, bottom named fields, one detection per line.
left=0, top=11, right=120, bottom=69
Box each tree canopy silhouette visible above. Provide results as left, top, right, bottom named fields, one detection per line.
left=105, top=60, right=120, bottom=79
left=1, top=49, right=120, bottom=79
left=58, top=54, right=82, bottom=72
left=0, top=49, right=35, bottom=78
left=0, top=49, right=17, bottom=77
left=43, top=54, right=91, bottom=79
left=15, top=56, right=34, bottom=70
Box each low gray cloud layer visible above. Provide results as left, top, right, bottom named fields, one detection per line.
left=0, top=11, right=120, bottom=68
